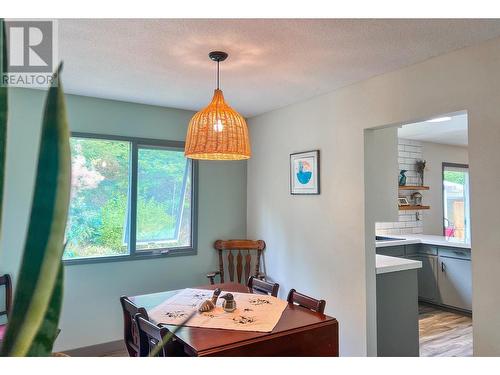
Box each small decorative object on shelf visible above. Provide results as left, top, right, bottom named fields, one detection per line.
left=415, top=160, right=426, bottom=186
left=220, top=293, right=237, bottom=312
left=411, top=192, right=423, bottom=206
left=399, top=169, right=408, bottom=186
left=398, top=197, right=410, bottom=207
left=198, top=288, right=221, bottom=312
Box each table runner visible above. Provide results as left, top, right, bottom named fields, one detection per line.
left=148, top=288, right=288, bottom=332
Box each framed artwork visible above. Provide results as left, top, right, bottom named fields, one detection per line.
left=290, top=150, right=320, bottom=195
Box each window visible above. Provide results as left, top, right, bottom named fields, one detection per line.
left=64, top=134, right=197, bottom=263
left=443, top=163, right=470, bottom=241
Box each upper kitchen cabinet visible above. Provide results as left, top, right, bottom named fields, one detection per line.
left=365, top=127, right=399, bottom=223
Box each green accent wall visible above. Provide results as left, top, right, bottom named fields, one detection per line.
left=0, top=88, right=247, bottom=351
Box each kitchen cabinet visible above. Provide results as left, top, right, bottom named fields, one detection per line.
left=438, top=255, right=472, bottom=311
left=377, top=268, right=419, bottom=356
left=376, top=245, right=405, bottom=257
left=407, top=254, right=439, bottom=302
left=376, top=243, right=471, bottom=311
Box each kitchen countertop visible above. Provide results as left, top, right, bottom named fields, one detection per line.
left=376, top=234, right=471, bottom=249
left=376, top=254, right=422, bottom=274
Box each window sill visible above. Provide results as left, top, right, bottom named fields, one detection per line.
left=62, top=247, right=197, bottom=266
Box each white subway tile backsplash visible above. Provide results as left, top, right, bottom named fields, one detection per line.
left=376, top=222, right=394, bottom=229
left=376, top=138, right=426, bottom=235
left=399, top=139, right=415, bottom=146
left=405, top=146, right=420, bottom=153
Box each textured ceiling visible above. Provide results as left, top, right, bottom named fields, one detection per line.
left=57, top=19, right=500, bottom=117
left=398, top=113, right=468, bottom=146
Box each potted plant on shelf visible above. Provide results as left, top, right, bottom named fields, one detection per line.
left=416, top=160, right=426, bottom=186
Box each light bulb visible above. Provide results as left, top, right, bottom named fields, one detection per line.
left=213, top=119, right=224, bottom=132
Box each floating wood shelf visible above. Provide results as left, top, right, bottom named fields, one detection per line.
left=398, top=185, right=430, bottom=190
left=399, top=205, right=430, bottom=211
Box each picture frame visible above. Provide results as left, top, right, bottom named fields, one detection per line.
left=290, top=150, right=320, bottom=195
left=398, top=197, right=410, bottom=206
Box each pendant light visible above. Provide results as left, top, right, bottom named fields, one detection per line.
left=184, top=51, right=251, bottom=160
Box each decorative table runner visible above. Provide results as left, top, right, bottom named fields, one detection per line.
left=148, top=288, right=288, bottom=332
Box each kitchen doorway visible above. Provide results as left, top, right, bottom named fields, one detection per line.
left=366, top=111, right=472, bottom=357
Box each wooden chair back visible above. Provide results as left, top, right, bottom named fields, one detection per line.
left=247, top=276, right=279, bottom=297
left=0, top=274, right=12, bottom=319
left=120, top=296, right=148, bottom=357
left=135, top=313, right=184, bottom=357
left=208, top=240, right=266, bottom=284
left=287, top=289, right=326, bottom=314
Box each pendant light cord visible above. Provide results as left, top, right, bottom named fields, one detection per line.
left=216, top=60, right=220, bottom=90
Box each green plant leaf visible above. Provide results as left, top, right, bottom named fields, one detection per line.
left=0, top=19, right=8, bottom=231
left=1, top=64, right=71, bottom=357
left=149, top=311, right=196, bottom=357
left=26, top=264, right=64, bottom=356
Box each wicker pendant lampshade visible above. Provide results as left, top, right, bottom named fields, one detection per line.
left=185, top=51, right=251, bottom=160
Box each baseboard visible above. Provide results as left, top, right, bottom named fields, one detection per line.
left=419, top=300, right=472, bottom=317
left=63, top=339, right=126, bottom=357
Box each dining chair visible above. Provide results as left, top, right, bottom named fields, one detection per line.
left=207, top=239, right=266, bottom=285
left=135, top=313, right=185, bottom=357
left=0, top=274, right=12, bottom=343
left=287, top=289, right=326, bottom=314
left=247, top=276, right=279, bottom=297
left=120, top=296, right=148, bottom=357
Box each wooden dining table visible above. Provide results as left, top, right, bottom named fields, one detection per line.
left=129, top=282, right=338, bottom=356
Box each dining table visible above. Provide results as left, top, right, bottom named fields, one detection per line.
left=129, top=282, right=339, bottom=356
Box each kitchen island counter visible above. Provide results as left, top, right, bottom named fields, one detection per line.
left=376, top=254, right=422, bottom=274
left=376, top=254, right=421, bottom=356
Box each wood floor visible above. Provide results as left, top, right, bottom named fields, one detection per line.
left=100, top=348, right=128, bottom=357
left=419, top=303, right=472, bottom=357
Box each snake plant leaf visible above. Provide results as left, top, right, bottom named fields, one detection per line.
left=26, top=264, right=64, bottom=356
left=0, top=19, right=8, bottom=231
left=1, top=63, right=71, bottom=357
left=149, top=311, right=196, bottom=357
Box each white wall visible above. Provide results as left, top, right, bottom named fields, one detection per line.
left=422, top=141, right=469, bottom=235
left=365, top=127, right=399, bottom=224
left=247, top=36, right=500, bottom=356
left=0, top=88, right=247, bottom=351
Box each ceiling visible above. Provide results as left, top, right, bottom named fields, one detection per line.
left=57, top=19, right=500, bottom=117
left=398, top=113, right=468, bottom=146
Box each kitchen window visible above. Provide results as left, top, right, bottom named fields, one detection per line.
left=64, top=133, right=197, bottom=264
left=442, top=163, right=470, bottom=241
